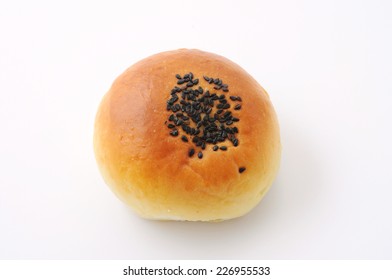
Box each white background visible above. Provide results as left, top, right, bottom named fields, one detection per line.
left=1, top=0, right=391, bottom=259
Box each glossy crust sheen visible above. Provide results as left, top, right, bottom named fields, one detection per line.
left=94, top=49, right=281, bottom=221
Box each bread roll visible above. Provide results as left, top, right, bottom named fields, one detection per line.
left=94, top=49, right=281, bottom=221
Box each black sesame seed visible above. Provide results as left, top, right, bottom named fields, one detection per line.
left=239, top=167, right=246, bottom=173
left=172, top=95, right=179, bottom=102
left=237, top=96, right=242, bottom=102
left=214, top=85, right=222, bottom=90
left=213, top=145, right=219, bottom=151
left=203, top=76, right=210, bottom=81
left=177, top=79, right=185, bottom=85
left=223, top=103, right=230, bottom=109
left=170, top=129, right=178, bottom=136
left=187, top=81, right=193, bottom=87
left=189, top=148, right=195, bottom=157
left=198, top=151, right=203, bottom=159
left=222, top=88, right=229, bottom=92
left=181, top=135, right=188, bottom=142
left=193, top=78, right=199, bottom=85
left=229, top=96, right=237, bottom=101
left=226, top=120, right=233, bottom=125
left=221, top=131, right=227, bottom=138
left=233, top=139, right=239, bottom=146
left=232, top=117, right=239, bottom=122
left=214, top=78, right=219, bottom=84
left=234, top=104, right=241, bottom=110
left=220, top=146, right=227, bottom=151
left=176, top=74, right=182, bottom=79
left=175, top=119, right=183, bottom=126
left=168, top=124, right=175, bottom=129
left=189, top=72, right=193, bottom=80
left=216, top=109, right=223, bottom=114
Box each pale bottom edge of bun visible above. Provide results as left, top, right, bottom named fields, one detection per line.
left=96, top=141, right=280, bottom=222
left=129, top=184, right=272, bottom=223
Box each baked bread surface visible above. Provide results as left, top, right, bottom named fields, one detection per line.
left=94, top=49, right=281, bottom=221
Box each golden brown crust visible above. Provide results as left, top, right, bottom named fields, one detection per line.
left=94, top=49, right=281, bottom=221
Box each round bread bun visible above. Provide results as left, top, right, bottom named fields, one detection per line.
left=94, top=49, right=281, bottom=221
